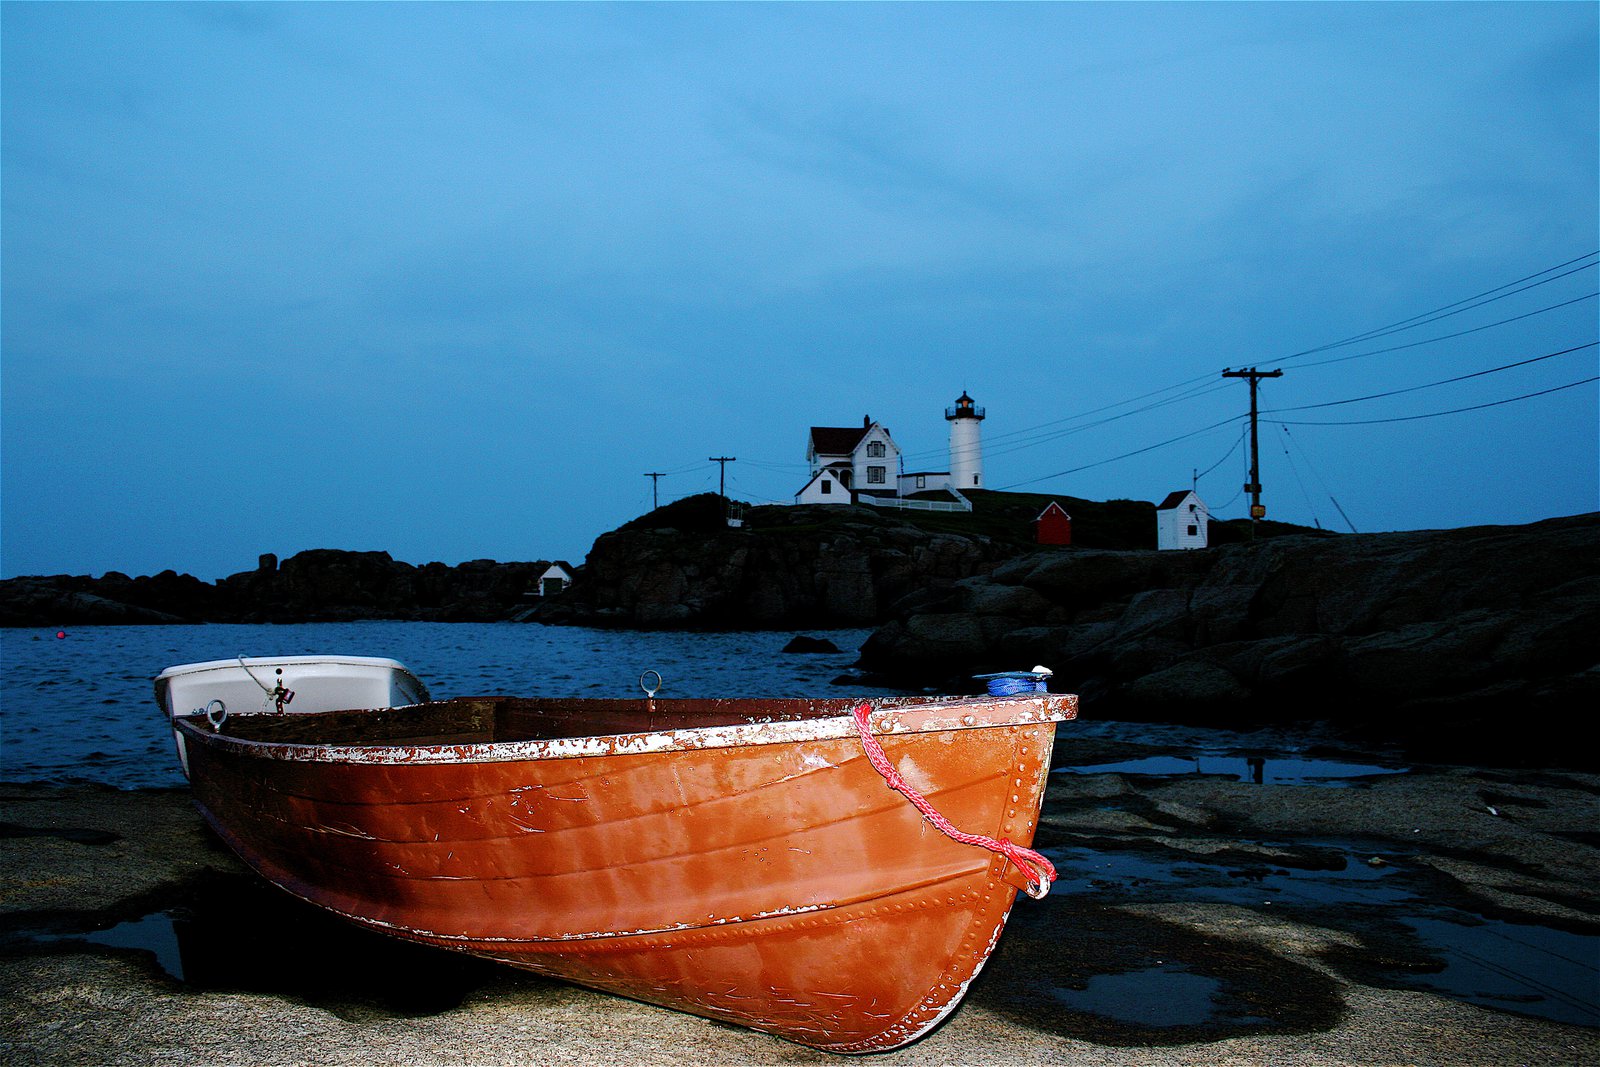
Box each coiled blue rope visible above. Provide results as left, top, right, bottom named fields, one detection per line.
left=985, top=675, right=1046, bottom=696
left=974, top=669, right=1052, bottom=696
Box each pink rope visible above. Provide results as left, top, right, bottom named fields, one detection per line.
left=851, top=702, right=1057, bottom=899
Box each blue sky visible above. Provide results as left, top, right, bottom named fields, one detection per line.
left=3, top=2, right=1596, bottom=581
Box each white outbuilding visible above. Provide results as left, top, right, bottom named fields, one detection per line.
left=1156, top=491, right=1210, bottom=550
left=538, top=562, right=575, bottom=594
left=794, top=466, right=852, bottom=505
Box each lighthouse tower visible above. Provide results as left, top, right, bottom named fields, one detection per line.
left=946, top=391, right=985, bottom=490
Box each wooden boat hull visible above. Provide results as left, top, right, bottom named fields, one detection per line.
left=177, top=694, right=1074, bottom=1052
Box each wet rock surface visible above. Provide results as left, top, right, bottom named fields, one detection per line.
left=4, top=741, right=1597, bottom=1065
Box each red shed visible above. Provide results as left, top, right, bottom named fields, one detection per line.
left=1034, top=501, right=1072, bottom=545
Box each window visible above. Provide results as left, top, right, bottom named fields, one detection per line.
left=867, top=466, right=886, bottom=484
left=973, top=475, right=980, bottom=486
left=866, top=441, right=885, bottom=458
left=1187, top=524, right=1198, bottom=536
left=916, top=475, right=926, bottom=489
left=821, top=480, right=832, bottom=495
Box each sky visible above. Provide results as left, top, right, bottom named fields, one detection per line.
left=3, top=2, right=1596, bottom=581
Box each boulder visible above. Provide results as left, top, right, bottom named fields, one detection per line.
left=857, top=514, right=1600, bottom=751
left=781, top=635, right=842, bottom=654
left=531, top=497, right=1016, bottom=629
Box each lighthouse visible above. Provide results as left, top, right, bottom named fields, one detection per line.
left=945, top=391, right=985, bottom=490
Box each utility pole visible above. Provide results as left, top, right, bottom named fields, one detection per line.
left=1222, top=367, right=1283, bottom=530
left=708, top=456, right=736, bottom=500
left=644, top=472, right=665, bottom=511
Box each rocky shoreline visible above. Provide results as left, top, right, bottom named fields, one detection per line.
left=0, top=550, right=556, bottom=626
left=4, top=730, right=1598, bottom=1064
left=5, top=508, right=1597, bottom=771
left=859, top=513, right=1600, bottom=767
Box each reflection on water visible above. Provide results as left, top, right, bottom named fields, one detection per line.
left=1056, top=753, right=1407, bottom=785
left=36, top=913, right=183, bottom=980
left=1037, top=840, right=1600, bottom=1028
left=1048, top=964, right=1269, bottom=1029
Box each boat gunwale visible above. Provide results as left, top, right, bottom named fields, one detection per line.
left=174, top=692, right=1076, bottom=766
left=154, top=654, right=417, bottom=680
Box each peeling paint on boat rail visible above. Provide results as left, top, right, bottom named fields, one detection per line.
left=175, top=693, right=1077, bottom=767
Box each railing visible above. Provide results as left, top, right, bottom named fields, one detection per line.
left=857, top=491, right=973, bottom=513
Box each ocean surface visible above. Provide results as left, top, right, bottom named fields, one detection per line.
left=3, top=621, right=1595, bottom=1029
left=1, top=620, right=1390, bottom=791
left=0, top=622, right=898, bottom=789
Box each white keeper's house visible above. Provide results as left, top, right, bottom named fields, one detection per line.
left=794, top=393, right=983, bottom=512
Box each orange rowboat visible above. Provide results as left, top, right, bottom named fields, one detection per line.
left=175, top=691, right=1075, bottom=1052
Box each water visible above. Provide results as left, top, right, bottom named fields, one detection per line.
left=2, top=622, right=1595, bottom=1033
left=1, top=622, right=891, bottom=789
left=1056, top=754, right=1406, bottom=786
left=1033, top=841, right=1600, bottom=1029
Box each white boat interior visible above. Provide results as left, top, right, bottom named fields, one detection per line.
left=154, top=655, right=430, bottom=722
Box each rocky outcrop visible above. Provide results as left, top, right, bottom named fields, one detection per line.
left=859, top=514, right=1600, bottom=747
left=529, top=502, right=1018, bottom=629
left=0, top=551, right=556, bottom=626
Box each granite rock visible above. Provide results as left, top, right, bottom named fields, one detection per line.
left=858, top=513, right=1600, bottom=760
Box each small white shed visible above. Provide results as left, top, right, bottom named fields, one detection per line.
left=538, top=562, right=575, bottom=595
left=1156, top=491, right=1210, bottom=550
left=794, top=467, right=851, bottom=505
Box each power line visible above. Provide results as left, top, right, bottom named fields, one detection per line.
left=1276, top=425, right=1323, bottom=530
left=896, top=373, right=1221, bottom=467
left=1263, top=342, right=1596, bottom=414
left=724, top=476, right=792, bottom=506
left=909, top=377, right=1232, bottom=470
left=896, top=254, right=1598, bottom=482
left=995, top=255, right=1597, bottom=491
left=1272, top=251, right=1598, bottom=366
left=1279, top=425, right=1358, bottom=533
left=997, top=415, right=1243, bottom=490
left=1288, top=291, right=1597, bottom=373
left=656, top=460, right=715, bottom=476
left=1195, top=422, right=1246, bottom=483
left=1266, top=376, right=1598, bottom=426
left=953, top=253, right=1599, bottom=480
left=739, top=458, right=810, bottom=473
